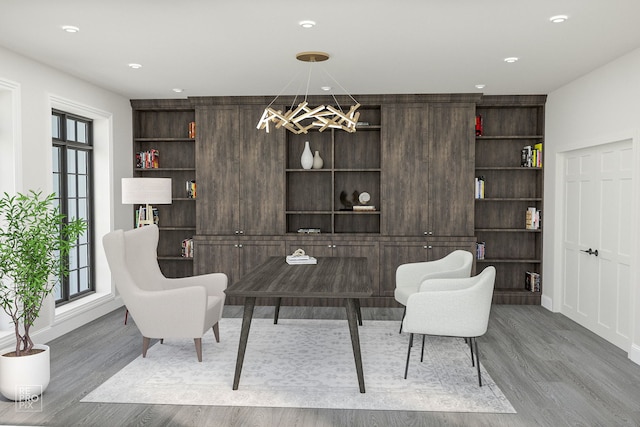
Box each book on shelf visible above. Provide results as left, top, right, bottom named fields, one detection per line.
left=521, top=144, right=543, bottom=168
left=475, top=114, right=483, bottom=136
left=297, top=228, right=321, bottom=234
left=525, top=271, right=541, bottom=292
left=182, top=238, right=194, bottom=258
left=186, top=180, right=196, bottom=198
left=286, top=255, right=317, bottom=265
left=525, top=207, right=541, bottom=230
left=353, top=205, right=376, bottom=211
left=476, top=242, right=485, bottom=260
left=475, top=176, right=485, bottom=199
left=136, top=149, right=160, bottom=169
left=188, top=121, right=196, bottom=138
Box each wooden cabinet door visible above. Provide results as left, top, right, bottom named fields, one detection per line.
left=428, top=104, right=475, bottom=236
left=381, top=104, right=429, bottom=236
left=194, top=239, right=238, bottom=283
left=380, top=242, right=431, bottom=297
left=238, top=240, right=286, bottom=277
left=333, top=241, right=380, bottom=296
left=238, top=106, right=285, bottom=235
left=196, top=106, right=240, bottom=235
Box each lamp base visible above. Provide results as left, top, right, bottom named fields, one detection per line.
left=137, top=203, right=157, bottom=227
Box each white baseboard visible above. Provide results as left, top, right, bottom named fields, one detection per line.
left=0, top=295, right=123, bottom=351
left=629, top=343, right=640, bottom=366
left=541, top=294, right=554, bottom=311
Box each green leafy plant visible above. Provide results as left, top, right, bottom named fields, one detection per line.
left=0, top=191, right=86, bottom=356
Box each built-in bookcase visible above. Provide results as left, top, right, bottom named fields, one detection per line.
left=474, top=95, right=546, bottom=304
left=285, top=106, right=382, bottom=235
left=131, top=99, right=196, bottom=278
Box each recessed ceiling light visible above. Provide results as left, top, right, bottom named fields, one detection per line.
left=172, top=88, right=184, bottom=93
left=504, top=57, right=519, bottom=63
left=299, top=20, right=316, bottom=29
left=321, top=86, right=332, bottom=91
left=128, top=63, right=142, bottom=69
left=549, top=15, right=568, bottom=23
left=62, top=25, right=80, bottom=33
left=475, top=84, right=486, bottom=89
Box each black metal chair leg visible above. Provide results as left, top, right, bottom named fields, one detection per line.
left=399, top=306, right=406, bottom=334
left=404, top=333, right=413, bottom=379
left=420, top=334, right=426, bottom=362
left=473, top=337, right=482, bottom=387
left=469, top=337, right=475, bottom=367
left=274, top=297, right=281, bottom=324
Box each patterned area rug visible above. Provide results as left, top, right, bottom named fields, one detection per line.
left=82, top=318, right=515, bottom=413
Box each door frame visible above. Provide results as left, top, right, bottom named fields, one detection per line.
left=551, top=131, right=640, bottom=362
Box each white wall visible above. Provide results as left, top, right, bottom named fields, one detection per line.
left=544, top=47, right=640, bottom=364
left=0, top=46, right=133, bottom=349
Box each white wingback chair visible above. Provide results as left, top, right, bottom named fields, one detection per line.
left=402, top=266, right=496, bottom=386
left=394, top=249, right=473, bottom=333
left=102, top=225, right=228, bottom=362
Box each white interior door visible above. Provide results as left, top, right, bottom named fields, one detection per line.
left=561, top=140, right=633, bottom=350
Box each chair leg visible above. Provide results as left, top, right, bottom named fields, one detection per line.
left=142, top=337, right=150, bottom=358
left=160, top=339, right=164, bottom=344
left=420, top=334, right=426, bottom=362
left=194, top=338, right=203, bottom=362
left=124, top=309, right=129, bottom=325
left=472, top=337, right=482, bottom=387
left=399, top=306, right=406, bottom=334
left=212, top=322, right=220, bottom=343
left=354, top=299, right=363, bottom=326
left=274, top=297, right=281, bottom=324
left=469, top=337, right=475, bottom=367
left=404, top=333, right=414, bottom=379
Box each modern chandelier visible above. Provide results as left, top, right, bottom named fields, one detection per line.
left=257, top=51, right=360, bottom=134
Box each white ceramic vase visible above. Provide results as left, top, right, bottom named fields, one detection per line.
left=301, top=141, right=313, bottom=170
left=312, top=151, right=324, bottom=169
left=0, top=344, right=50, bottom=401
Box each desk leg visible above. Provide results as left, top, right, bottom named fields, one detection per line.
left=274, top=297, right=281, bottom=324
left=232, top=297, right=255, bottom=390
left=345, top=298, right=366, bottom=393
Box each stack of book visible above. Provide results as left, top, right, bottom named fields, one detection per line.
left=353, top=205, right=376, bottom=211
left=182, top=238, right=194, bottom=258
left=286, top=254, right=317, bottom=265
left=188, top=121, right=196, bottom=138
left=521, top=143, right=543, bottom=168
left=136, top=149, right=160, bottom=169
left=475, top=176, right=485, bottom=199
left=476, top=242, right=486, bottom=260
left=525, top=271, right=541, bottom=292
left=186, top=180, right=196, bottom=198
left=525, top=207, right=541, bottom=230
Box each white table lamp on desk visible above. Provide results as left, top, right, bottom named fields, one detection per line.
left=122, top=178, right=172, bottom=227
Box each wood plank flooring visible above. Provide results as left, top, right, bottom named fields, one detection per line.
left=1, top=304, right=639, bottom=426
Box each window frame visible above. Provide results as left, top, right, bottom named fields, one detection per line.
left=52, top=109, right=95, bottom=306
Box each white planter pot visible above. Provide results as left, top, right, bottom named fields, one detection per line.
left=0, top=344, right=50, bottom=401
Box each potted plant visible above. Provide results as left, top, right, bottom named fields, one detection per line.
left=0, top=190, right=86, bottom=401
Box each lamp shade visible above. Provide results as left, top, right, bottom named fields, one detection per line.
left=121, top=178, right=172, bottom=205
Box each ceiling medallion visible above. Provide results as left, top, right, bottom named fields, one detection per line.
left=257, top=52, right=360, bottom=134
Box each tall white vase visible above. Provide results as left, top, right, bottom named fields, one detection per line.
left=0, top=344, right=50, bottom=401
left=301, top=141, right=313, bottom=170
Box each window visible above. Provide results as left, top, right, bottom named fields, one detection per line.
left=52, top=110, right=94, bottom=305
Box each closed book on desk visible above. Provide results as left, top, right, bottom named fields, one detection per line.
left=286, top=256, right=317, bottom=265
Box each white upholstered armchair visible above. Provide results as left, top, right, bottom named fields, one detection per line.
left=102, top=225, right=228, bottom=362
left=402, top=265, right=496, bottom=386
left=394, top=249, right=473, bottom=333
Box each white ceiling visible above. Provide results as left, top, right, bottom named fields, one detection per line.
left=2, top=0, right=639, bottom=100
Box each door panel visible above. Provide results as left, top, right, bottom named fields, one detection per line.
left=561, top=140, right=632, bottom=350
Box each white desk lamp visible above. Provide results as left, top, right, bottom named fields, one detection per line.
left=122, top=178, right=172, bottom=227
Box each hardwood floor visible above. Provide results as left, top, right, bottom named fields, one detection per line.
left=1, top=304, right=639, bottom=426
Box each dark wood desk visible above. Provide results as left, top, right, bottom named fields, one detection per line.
left=224, top=256, right=372, bottom=393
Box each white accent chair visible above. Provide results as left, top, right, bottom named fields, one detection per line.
left=102, top=225, right=228, bottom=362
left=394, top=249, right=474, bottom=333
left=402, top=266, right=496, bottom=386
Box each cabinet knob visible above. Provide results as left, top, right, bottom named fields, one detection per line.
left=234, top=244, right=239, bottom=248
left=428, top=245, right=432, bottom=249
left=235, top=230, right=239, bottom=235
left=239, top=230, right=244, bottom=235
left=238, top=244, right=243, bottom=248
left=333, top=244, right=336, bottom=248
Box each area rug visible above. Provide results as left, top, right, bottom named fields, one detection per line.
left=82, top=318, right=515, bottom=413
